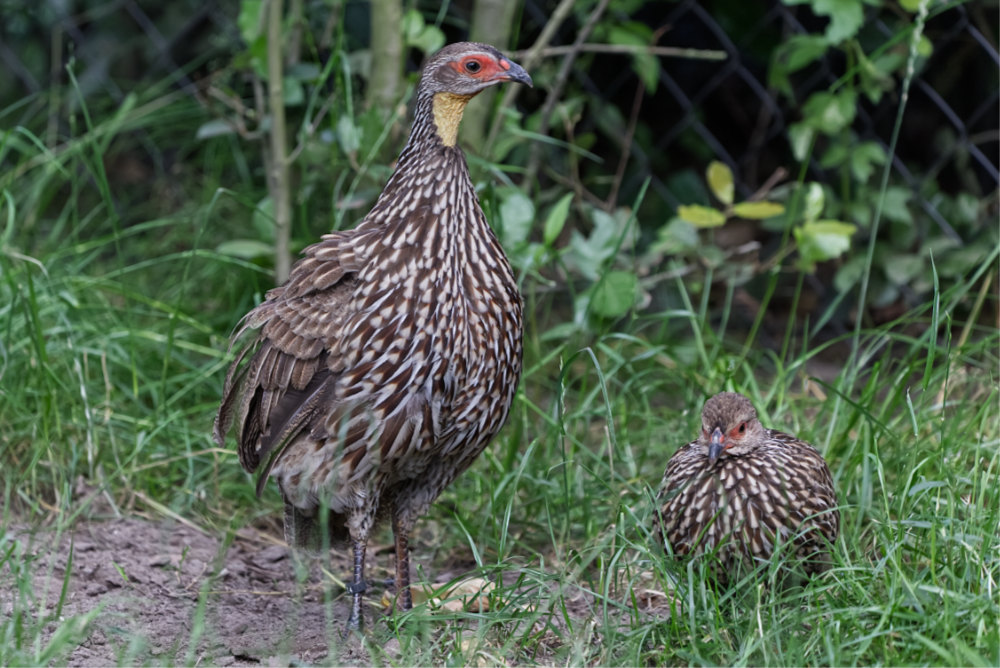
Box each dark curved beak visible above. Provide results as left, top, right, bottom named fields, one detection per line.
left=708, top=427, right=725, bottom=466
left=498, top=60, right=532, bottom=87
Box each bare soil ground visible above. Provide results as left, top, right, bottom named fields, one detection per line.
left=4, top=517, right=371, bottom=665
left=2, top=516, right=667, bottom=666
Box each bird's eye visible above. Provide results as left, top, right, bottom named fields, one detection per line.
left=464, top=59, right=482, bottom=73
left=738, top=422, right=746, bottom=434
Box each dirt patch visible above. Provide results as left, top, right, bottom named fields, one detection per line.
left=2, top=517, right=398, bottom=665
left=1, top=515, right=672, bottom=665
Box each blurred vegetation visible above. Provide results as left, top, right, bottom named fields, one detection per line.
left=2, top=0, right=994, bottom=329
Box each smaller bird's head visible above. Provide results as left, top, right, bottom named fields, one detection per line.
left=698, top=392, right=765, bottom=466
left=417, top=42, right=532, bottom=147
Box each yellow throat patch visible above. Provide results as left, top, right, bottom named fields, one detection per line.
left=432, top=92, right=475, bottom=147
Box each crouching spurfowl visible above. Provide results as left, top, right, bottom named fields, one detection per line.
left=214, top=42, right=531, bottom=629
left=654, top=392, right=839, bottom=583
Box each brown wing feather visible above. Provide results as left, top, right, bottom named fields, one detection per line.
left=215, top=229, right=369, bottom=487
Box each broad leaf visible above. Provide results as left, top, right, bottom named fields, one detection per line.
left=497, top=187, right=535, bottom=249
left=707, top=161, right=734, bottom=206
left=217, top=239, right=273, bottom=260
left=803, top=182, right=825, bottom=223
left=788, top=123, right=815, bottom=162
left=543, top=193, right=573, bottom=247
left=787, top=0, right=864, bottom=44
left=802, top=90, right=857, bottom=135
left=336, top=115, right=361, bottom=154
left=652, top=218, right=699, bottom=255
left=770, top=35, right=830, bottom=98
left=794, top=219, right=856, bottom=271
left=590, top=270, right=639, bottom=319
left=850, top=142, right=887, bottom=182
left=403, top=9, right=445, bottom=55
left=732, top=201, right=785, bottom=220
left=237, top=0, right=265, bottom=44
left=195, top=119, right=236, bottom=140
left=678, top=204, right=726, bottom=228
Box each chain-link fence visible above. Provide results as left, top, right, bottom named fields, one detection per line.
left=520, top=0, right=997, bottom=240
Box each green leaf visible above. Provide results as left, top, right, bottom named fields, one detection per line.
left=566, top=207, right=634, bottom=280
left=706, top=161, right=734, bottom=206
left=652, top=218, right=699, bottom=255
left=286, top=63, right=321, bottom=82
left=336, top=115, right=361, bottom=153
left=801, top=90, right=857, bottom=135
left=732, top=201, right=785, bottom=220
left=794, top=219, right=856, bottom=271
left=678, top=204, right=726, bottom=228
left=916, top=35, right=933, bottom=58
left=788, top=123, right=815, bottom=162
left=608, top=24, right=659, bottom=92
left=803, top=182, right=825, bottom=223
left=769, top=35, right=830, bottom=98
left=590, top=271, right=639, bottom=319
left=820, top=142, right=849, bottom=169
left=937, top=245, right=990, bottom=278
left=195, top=119, right=236, bottom=140
left=882, top=186, right=913, bottom=225
left=834, top=254, right=865, bottom=293
left=542, top=193, right=573, bottom=247
left=849, top=141, right=887, bottom=182
left=283, top=81, right=304, bottom=106
left=497, top=187, right=535, bottom=249
left=883, top=252, right=925, bottom=285
left=403, top=9, right=445, bottom=55
left=252, top=196, right=275, bottom=241
left=820, top=0, right=864, bottom=43
left=789, top=0, right=864, bottom=43
left=246, top=34, right=269, bottom=78
left=856, top=48, right=893, bottom=104
left=401, top=8, right=425, bottom=39
left=216, top=239, right=274, bottom=260
left=237, top=0, right=265, bottom=44
left=951, top=192, right=980, bottom=228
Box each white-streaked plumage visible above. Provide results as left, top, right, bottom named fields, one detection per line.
left=654, top=392, right=839, bottom=581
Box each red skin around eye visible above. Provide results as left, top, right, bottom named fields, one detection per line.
left=449, top=56, right=509, bottom=80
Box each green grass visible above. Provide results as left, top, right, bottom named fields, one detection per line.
left=2, top=52, right=998, bottom=668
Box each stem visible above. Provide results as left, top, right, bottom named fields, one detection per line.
left=267, top=0, right=292, bottom=283
left=367, top=0, right=404, bottom=115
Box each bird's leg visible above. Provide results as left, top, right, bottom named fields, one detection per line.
left=345, top=538, right=367, bottom=631
left=392, top=513, right=413, bottom=612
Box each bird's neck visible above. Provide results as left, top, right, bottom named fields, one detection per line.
left=398, top=89, right=476, bottom=155
left=376, top=90, right=475, bottom=212
left=432, top=92, right=474, bottom=147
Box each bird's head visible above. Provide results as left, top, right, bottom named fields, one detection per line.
left=699, top=392, right=766, bottom=466
left=418, top=42, right=532, bottom=146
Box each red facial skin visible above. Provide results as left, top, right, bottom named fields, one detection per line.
left=706, top=421, right=748, bottom=465
left=449, top=54, right=516, bottom=82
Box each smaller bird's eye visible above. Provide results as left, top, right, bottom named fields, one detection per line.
left=464, top=59, right=482, bottom=73
left=738, top=422, right=746, bottom=434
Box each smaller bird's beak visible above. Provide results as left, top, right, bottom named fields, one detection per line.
left=498, top=60, right=532, bottom=87
left=708, top=427, right=725, bottom=466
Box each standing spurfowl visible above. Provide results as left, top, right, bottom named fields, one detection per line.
left=654, top=392, right=839, bottom=582
left=214, top=42, right=531, bottom=629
